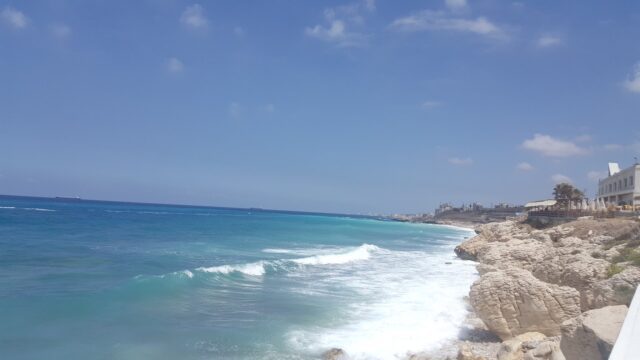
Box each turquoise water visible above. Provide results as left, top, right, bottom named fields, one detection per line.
left=0, top=196, right=477, bottom=360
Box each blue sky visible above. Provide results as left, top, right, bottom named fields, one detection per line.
left=1, top=0, right=639, bottom=214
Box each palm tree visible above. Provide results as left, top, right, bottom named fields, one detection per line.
left=553, top=183, right=585, bottom=210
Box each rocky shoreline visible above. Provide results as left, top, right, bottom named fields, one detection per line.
left=444, top=218, right=640, bottom=360
left=322, top=217, right=640, bottom=360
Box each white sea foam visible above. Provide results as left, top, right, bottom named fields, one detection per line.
left=291, top=244, right=380, bottom=265
left=0, top=206, right=16, bottom=209
left=24, top=208, right=56, bottom=212
left=262, top=248, right=294, bottom=254
left=286, top=248, right=478, bottom=359
left=196, top=261, right=267, bottom=276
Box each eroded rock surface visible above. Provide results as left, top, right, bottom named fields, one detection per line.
left=560, top=305, right=628, bottom=360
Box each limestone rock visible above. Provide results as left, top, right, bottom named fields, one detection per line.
left=591, top=267, right=640, bottom=308
left=560, top=305, right=628, bottom=360
left=470, top=268, right=581, bottom=340
left=457, top=343, right=487, bottom=360
left=322, top=348, right=348, bottom=360
left=497, top=332, right=565, bottom=360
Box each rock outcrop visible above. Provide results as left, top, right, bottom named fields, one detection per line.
left=560, top=305, right=628, bottom=360
left=470, top=268, right=581, bottom=340
left=322, top=348, right=348, bottom=360
left=454, top=218, right=640, bottom=360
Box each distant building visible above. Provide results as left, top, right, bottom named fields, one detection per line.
left=434, top=203, right=453, bottom=215
left=597, top=162, right=640, bottom=206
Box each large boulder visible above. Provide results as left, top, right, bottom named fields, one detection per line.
left=470, top=268, right=581, bottom=340
left=560, top=305, right=628, bottom=360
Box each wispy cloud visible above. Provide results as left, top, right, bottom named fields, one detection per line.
left=603, top=143, right=624, bottom=151
left=180, top=4, right=208, bottom=30
left=1, top=6, right=28, bottom=29
left=448, top=157, right=473, bottom=166
left=50, top=23, right=71, bottom=39
left=305, top=0, right=374, bottom=47
left=389, top=10, right=507, bottom=40
left=624, top=63, right=640, bottom=93
left=421, top=100, right=441, bottom=109
left=522, top=134, right=588, bottom=157
left=166, top=57, right=184, bottom=73
left=516, top=162, right=534, bottom=171
left=587, top=170, right=607, bottom=182
left=552, top=174, right=572, bottom=184
left=536, top=34, right=562, bottom=48
left=445, top=0, right=468, bottom=12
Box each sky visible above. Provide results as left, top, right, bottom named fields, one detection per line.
left=1, top=0, right=640, bottom=214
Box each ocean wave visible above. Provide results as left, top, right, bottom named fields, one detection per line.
left=291, top=244, right=380, bottom=265
left=196, top=261, right=267, bottom=277
left=0, top=206, right=56, bottom=212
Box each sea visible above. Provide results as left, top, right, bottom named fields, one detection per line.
left=0, top=196, right=478, bottom=360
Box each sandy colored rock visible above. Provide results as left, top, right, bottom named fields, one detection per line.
left=322, top=348, right=348, bottom=360
left=470, top=268, right=581, bottom=340
left=560, top=305, right=628, bottom=360
left=457, top=343, right=488, bottom=360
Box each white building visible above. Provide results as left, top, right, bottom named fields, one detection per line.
left=597, top=162, right=640, bottom=206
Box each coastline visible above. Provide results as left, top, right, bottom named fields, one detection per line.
left=435, top=217, right=640, bottom=360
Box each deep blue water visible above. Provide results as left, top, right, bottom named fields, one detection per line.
left=0, top=196, right=477, bottom=360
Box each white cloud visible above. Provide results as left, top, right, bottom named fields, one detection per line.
left=305, top=1, right=373, bottom=47
left=166, top=57, right=184, bottom=73
left=1, top=6, right=28, bottom=29
left=229, top=102, right=243, bottom=119
left=587, top=171, right=607, bottom=182
left=603, top=143, right=623, bottom=151
left=50, top=23, right=71, bottom=39
left=421, top=100, right=441, bottom=109
left=389, top=10, right=507, bottom=40
left=536, top=35, right=562, bottom=48
left=180, top=4, right=208, bottom=29
left=516, top=162, right=534, bottom=171
left=522, top=134, right=588, bottom=157
left=552, top=174, right=572, bottom=184
left=448, top=157, right=473, bottom=166
left=624, top=63, right=640, bottom=93
left=445, top=0, right=467, bottom=12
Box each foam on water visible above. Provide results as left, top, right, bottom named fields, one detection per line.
left=196, top=261, right=267, bottom=276
left=291, top=244, right=380, bottom=265
left=285, top=249, right=477, bottom=359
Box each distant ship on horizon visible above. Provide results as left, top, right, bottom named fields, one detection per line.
left=54, top=196, right=82, bottom=201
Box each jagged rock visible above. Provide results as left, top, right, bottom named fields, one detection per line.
left=497, top=332, right=546, bottom=360
left=470, top=268, right=581, bottom=340
left=322, top=348, right=348, bottom=360
left=496, top=332, right=565, bottom=360
left=560, top=305, right=628, bottom=360
left=521, top=337, right=565, bottom=360
left=591, top=267, right=640, bottom=308
left=457, top=343, right=487, bottom=360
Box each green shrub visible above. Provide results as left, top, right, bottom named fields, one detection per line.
left=606, top=263, right=624, bottom=278
left=612, top=248, right=640, bottom=266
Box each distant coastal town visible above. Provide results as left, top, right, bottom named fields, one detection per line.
left=389, top=161, right=640, bottom=227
